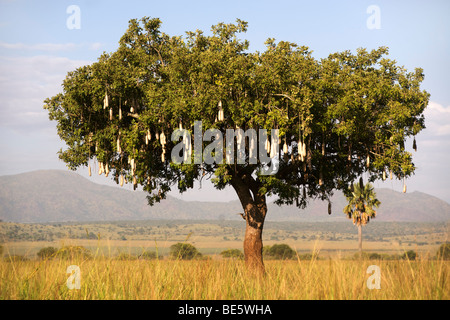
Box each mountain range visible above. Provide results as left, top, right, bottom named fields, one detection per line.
left=0, top=170, right=449, bottom=223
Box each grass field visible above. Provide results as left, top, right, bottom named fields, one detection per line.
left=1, top=220, right=449, bottom=300
left=1, top=256, right=448, bottom=300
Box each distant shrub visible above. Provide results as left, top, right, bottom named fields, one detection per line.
left=4, top=255, right=28, bottom=262
left=140, top=250, right=158, bottom=260
left=170, top=243, right=202, bottom=260
left=402, top=250, right=417, bottom=260
left=352, top=252, right=392, bottom=260
left=37, top=246, right=58, bottom=259
left=368, top=252, right=381, bottom=260
left=264, top=244, right=296, bottom=260
left=220, top=249, right=244, bottom=259
left=56, top=245, right=92, bottom=260
left=353, top=252, right=402, bottom=260
left=297, top=253, right=320, bottom=260
left=378, top=253, right=392, bottom=260
left=437, top=243, right=450, bottom=260
left=262, top=246, right=271, bottom=258
left=116, top=252, right=138, bottom=260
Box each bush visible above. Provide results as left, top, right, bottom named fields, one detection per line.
left=368, top=252, right=382, bottom=260
left=37, top=246, right=58, bottom=259
left=379, top=253, right=393, bottom=260
left=56, top=245, right=92, bottom=260
left=358, top=252, right=385, bottom=260
left=297, top=253, right=320, bottom=260
left=220, top=249, right=244, bottom=259
left=437, top=243, right=450, bottom=260
left=4, top=254, right=28, bottom=262
left=170, top=243, right=202, bottom=260
left=353, top=252, right=387, bottom=260
left=402, top=250, right=417, bottom=260
left=115, top=253, right=138, bottom=260
left=264, top=244, right=296, bottom=260
left=140, top=250, right=158, bottom=260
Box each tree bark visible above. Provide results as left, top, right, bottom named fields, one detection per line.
left=231, top=174, right=267, bottom=276
left=358, top=224, right=363, bottom=256
left=243, top=202, right=266, bottom=275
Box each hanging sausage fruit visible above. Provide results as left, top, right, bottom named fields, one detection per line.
left=160, top=130, right=166, bottom=162
left=183, top=130, right=191, bottom=163
left=98, top=162, right=104, bottom=175
left=217, top=100, right=224, bottom=121
left=103, top=91, right=109, bottom=110
left=270, top=137, right=276, bottom=159
left=105, top=163, right=109, bottom=177
left=116, top=135, right=122, bottom=154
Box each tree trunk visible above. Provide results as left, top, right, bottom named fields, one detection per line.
left=358, top=224, right=363, bottom=256
left=243, top=203, right=266, bottom=275
left=231, top=175, right=267, bottom=276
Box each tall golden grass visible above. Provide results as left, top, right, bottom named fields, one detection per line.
left=1, top=255, right=448, bottom=300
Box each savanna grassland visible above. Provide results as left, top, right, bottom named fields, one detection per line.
left=1, top=255, right=449, bottom=300
left=1, top=220, right=449, bottom=300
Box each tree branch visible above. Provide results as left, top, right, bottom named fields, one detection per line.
left=273, top=93, right=294, bottom=101
left=127, top=112, right=140, bottom=119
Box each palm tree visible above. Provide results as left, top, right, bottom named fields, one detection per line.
left=343, top=181, right=381, bottom=256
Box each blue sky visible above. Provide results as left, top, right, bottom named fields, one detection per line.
left=0, top=0, right=449, bottom=203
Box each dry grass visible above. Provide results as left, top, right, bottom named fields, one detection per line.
left=1, top=255, right=448, bottom=300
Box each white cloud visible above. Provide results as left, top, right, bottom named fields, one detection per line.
left=0, top=53, right=94, bottom=176
left=0, top=55, right=92, bottom=132
left=423, top=101, right=450, bottom=137
left=434, top=124, right=450, bottom=136
left=0, top=42, right=78, bottom=52
left=90, top=42, right=103, bottom=51
left=0, top=41, right=104, bottom=52
left=427, top=101, right=450, bottom=114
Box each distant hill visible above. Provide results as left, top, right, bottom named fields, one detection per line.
left=0, top=170, right=449, bottom=223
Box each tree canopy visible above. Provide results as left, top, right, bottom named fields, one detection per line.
left=44, top=17, right=429, bottom=208
left=344, top=182, right=381, bottom=226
